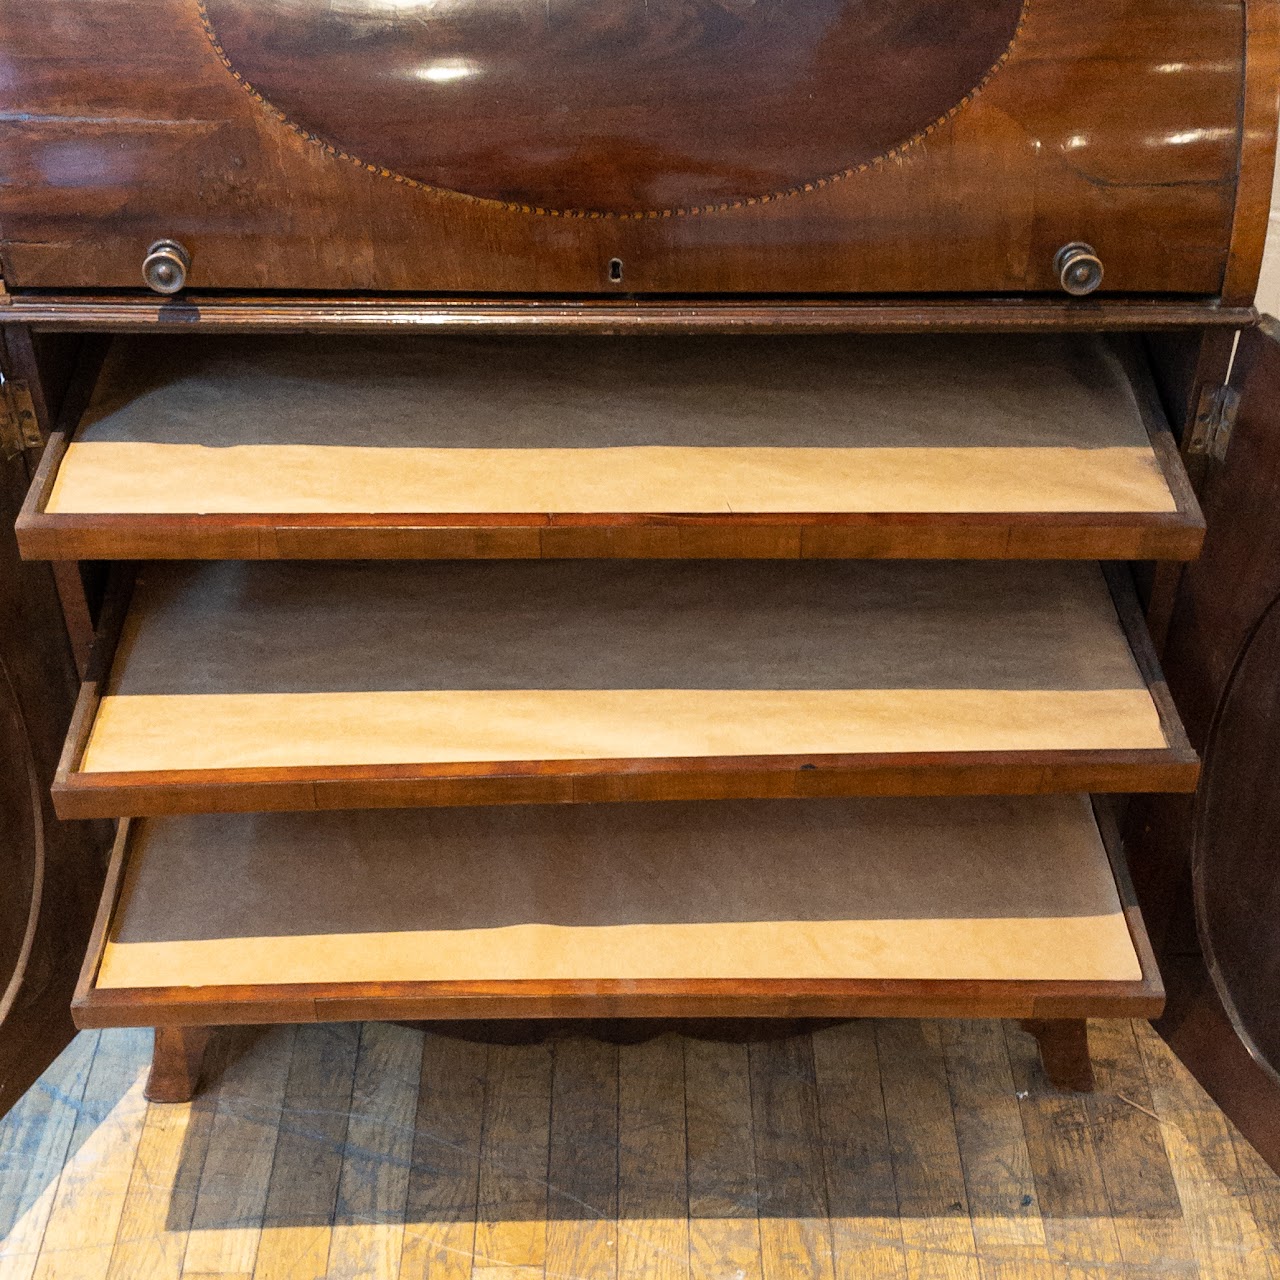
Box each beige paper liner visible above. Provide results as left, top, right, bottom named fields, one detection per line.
left=79, top=687, right=1167, bottom=774
left=94, top=795, right=1143, bottom=988
left=46, top=443, right=1178, bottom=515
left=96, top=916, right=1141, bottom=988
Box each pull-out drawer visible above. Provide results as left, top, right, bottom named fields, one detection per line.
left=72, top=794, right=1162, bottom=1027
left=54, top=558, right=1197, bottom=818
left=20, top=333, right=1204, bottom=562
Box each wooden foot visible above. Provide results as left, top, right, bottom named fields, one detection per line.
left=1020, top=1018, right=1095, bottom=1092
left=145, top=1026, right=213, bottom=1103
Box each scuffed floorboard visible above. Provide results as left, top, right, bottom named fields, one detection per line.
left=1, top=1019, right=1278, bottom=1280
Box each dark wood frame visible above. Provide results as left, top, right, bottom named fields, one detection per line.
left=71, top=797, right=1164, bottom=1033
left=14, top=335, right=1207, bottom=564
left=47, top=563, right=1200, bottom=820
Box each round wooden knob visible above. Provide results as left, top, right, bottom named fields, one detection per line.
left=142, top=239, right=191, bottom=295
left=1054, top=242, right=1104, bottom=296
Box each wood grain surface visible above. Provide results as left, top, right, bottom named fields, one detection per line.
left=0, top=0, right=1260, bottom=295
left=3, top=1019, right=1279, bottom=1278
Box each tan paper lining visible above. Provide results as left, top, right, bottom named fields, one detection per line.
left=79, top=688, right=1166, bottom=773
left=45, top=442, right=1177, bottom=515
left=96, top=916, right=1141, bottom=987
left=95, top=795, right=1142, bottom=988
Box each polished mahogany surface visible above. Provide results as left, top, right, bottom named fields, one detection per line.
left=0, top=0, right=1258, bottom=294
left=201, top=0, right=1024, bottom=215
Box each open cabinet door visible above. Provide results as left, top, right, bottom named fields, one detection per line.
left=1133, top=315, right=1280, bottom=1171
left=0, top=331, right=109, bottom=1118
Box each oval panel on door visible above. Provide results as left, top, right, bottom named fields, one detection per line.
left=199, top=0, right=1026, bottom=214
left=1194, top=593, right=1280, bottom=1081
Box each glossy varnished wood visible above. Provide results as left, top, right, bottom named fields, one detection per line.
left=0, top=0, right=1257, bottom=294
left=200, top=0, right=1026, bottom=215
left=1222, top=0, right=1280, bottom=304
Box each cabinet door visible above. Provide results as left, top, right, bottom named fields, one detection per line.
left=0, top=333, right=109, bottom=1118
left=1136, top=316, right=1280, bottom=1171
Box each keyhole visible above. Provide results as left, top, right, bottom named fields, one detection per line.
left=608, top=257, right=624, bottom=283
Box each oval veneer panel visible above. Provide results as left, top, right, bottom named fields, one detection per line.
left=199, top=0, right=1025, bottom=214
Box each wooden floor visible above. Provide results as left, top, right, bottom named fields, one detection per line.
left=2, top=1019, right=1279, bottom=1280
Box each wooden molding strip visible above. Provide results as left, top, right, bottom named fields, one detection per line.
left=0, top=294, right=1258, bottom=334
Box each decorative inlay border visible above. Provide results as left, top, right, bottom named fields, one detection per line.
left=196, top=0, right=1030, bottom=220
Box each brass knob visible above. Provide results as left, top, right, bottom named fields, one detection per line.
left=1054, top=242, right=1104, bottom=296
left=142, top=239, right=191, bottom=295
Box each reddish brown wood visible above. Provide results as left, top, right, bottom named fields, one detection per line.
left=203, top=0, right=1025, bottom=216
left=1, top=297, right=1261, bottom=335
left=18, top=511, right=1209, bottom=567
left=1020, top=1018, right=1095, bottom=1092
left=144, top=1025, right=213, bottom=1103
left=50, top=750, right=1201, bottom=822
left=1222, top=0, right=1280, bottom=305
left=0, top=0, right=1255, bottom=296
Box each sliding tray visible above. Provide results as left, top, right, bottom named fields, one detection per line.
left=19, top=333, right=1204, bottom=562
left=73, top=794, right=1162, bottom=1027
left=53, top=559, right=1198, bottom=818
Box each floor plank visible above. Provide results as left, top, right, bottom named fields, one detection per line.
left=1005, top=1020, right=1127, bottom=1280
left=1138, top=1025, right=1278, bottom=1280
left=618, top=1037, right=686, bottom=1280
left=0, top=1032, right=100, bottom=1280
left=181, top=1026, right=296, bottom=1278
left=107, top=1031, right=230, bottom=1280
left=325, top=1023, right=421, bottom=1280
left=683, top=1040, right=763, bottom=1280
left=812, top=1022, right=907, bottom=1280
left=3, top=1022, right=1279, bottom=1280
left=253, top=1023, right=360, bottom=1280
left=545, top=1037, right=617, bottom=1280
left=877, top=1021, right=981, bottom=1280
left=31, top=1026, right=150, bottom=1280
left=938, top=1019, right=1057, bottom=1280
left=472, top=1042, right=553, bottom=1270
left=749, top=1036, right=835, bottom=1280
left=398, top=1035, right=486, bottom=1280
left=1086, top=1018, right=1200, bottom=1278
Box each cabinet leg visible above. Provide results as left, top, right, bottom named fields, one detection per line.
left=1020, top=1018, right=1095, bottom=1093
left=146, top=1026, right=213, bottom=1103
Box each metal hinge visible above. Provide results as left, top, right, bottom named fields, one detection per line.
left=0, top=374, right=41, bottom=460
left=1187, top=383, right=1239, bottom=463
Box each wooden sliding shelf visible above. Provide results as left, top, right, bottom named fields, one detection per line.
left=20, top=330, right=1205, bottom=1100
left=75, top=795, right=1161, bottom=1027
left=52, top=557, right=1197, bottom=818
left=20, top=332, right=1204, bottom=561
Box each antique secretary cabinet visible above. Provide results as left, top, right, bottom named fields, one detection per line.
left=0, top=0, right=1279, bottom=1159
